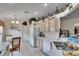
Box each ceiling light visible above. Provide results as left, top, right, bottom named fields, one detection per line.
left=44, top=3, right=48, bottom=6
left=35, top=11, right=38, bottom=15
left=16, top=21, right=19, bottom=24
left=11, top=21, right=15, bottom=23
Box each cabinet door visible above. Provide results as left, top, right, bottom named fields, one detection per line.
left=45, top=20, right=49, bottom=32
left=40, top=39, right=43, bottom=51
left=55, top=18, right=59, bottom=32
left=37, top=39, right=40, bottom=48
left=37, top=39, right=43, bottom=51
left=39, top=22, right=42, bottom=32
left=41, top=22, right=44, bottom=32
left=49, top=19, right=55, bottom=32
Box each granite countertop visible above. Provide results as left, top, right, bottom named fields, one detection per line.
left=37, top=36, right=68, bottom=43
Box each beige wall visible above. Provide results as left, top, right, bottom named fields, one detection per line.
left=4, top=20, right=30, bottom=42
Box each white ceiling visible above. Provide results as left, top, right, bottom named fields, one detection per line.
left=0, top=3, right=67, bottom=21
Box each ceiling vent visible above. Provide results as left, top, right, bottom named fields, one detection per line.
left=24, top=11, right=30, bottom=13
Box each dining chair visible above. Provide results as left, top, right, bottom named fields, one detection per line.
left=10, top=37, right=21, bottom=55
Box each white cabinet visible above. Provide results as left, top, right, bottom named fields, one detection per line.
left=39, top=21, right=45, bottom=32
left=44, top=20, right=49, bottom=32
left=37, top=38, right=43, bottom=51
left=38, top=17, right=60, bottom=32
left=49, top=19, right=55, bottom=32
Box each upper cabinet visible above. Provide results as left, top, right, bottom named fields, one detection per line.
left=38, top=17, right=60, bottom=32
left=44, top=19, right=49, bottom=32
left=49, top=18, right=55, bottom=32
left=39, top=21, right=45, bottom=32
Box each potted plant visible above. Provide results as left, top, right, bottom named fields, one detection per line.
left=29, top=17, right=37, bottom=24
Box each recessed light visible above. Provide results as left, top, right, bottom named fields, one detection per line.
left=35, top=11, right=38, bottom=15
left=24, top=11, right=30, bottom=13
left=44, top=3, right=48, bottom=6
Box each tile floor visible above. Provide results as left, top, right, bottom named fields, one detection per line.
left=7, top=41, right=45, bottom=56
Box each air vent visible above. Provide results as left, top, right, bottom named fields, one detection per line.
left=24, top=11, right=30, bottom=13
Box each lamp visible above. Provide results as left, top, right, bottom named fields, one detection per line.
left=10, top=15, right=20, bottom=30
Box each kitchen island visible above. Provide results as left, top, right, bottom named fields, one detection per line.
left=36, top=32, right=69, bottom=56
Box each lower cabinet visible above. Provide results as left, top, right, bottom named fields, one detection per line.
left=37, top=38, right=43, bottom=51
